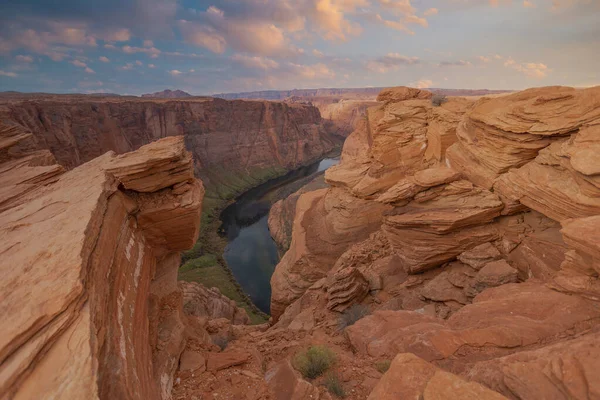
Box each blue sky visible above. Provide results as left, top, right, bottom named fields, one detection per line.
left=0, top=0, right=598, bottom=95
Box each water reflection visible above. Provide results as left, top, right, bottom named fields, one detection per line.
left=220, top=158, right=339, bottom=313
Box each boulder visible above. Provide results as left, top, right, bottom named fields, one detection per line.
left=368, top=353, right=507, bottom=400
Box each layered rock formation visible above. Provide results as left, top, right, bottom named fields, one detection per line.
left=0, top=94, right=342, bottom=199
left=260, top=85, right=600, bottom=399
left=142, top=89, right=193, bottom=98
left=0, top=130, right=205, bottom=399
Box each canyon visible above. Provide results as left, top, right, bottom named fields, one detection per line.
left=1, top=84, right=599, bottom=399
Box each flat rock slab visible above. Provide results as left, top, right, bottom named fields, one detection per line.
left=179, top=350, right=206, bottom=373
left=206, top=351, right=250, bottom=372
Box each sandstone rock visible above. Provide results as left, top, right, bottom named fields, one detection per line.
left=180, top=281, right=250, bottom=325
left=447, top=86, right=600, bottom=189
left=458, top=242, right=502, bottom=270
left=551, top=215, right=600, bottom=300
left=347, top=283, right=600, bottom=368
left=468, top=331, right=600, bottom=400
left=270, top=188, right=390, bottom=320
left=383, top=181, right=503, bottom=273
left=179, top=351, right=206, bottom=373
left=376, top=86, right=433, bottom=102
left=0, top=136, right=203, bottom=399
left=1, top=96, right=341, bottom=198
left=206, top=350, right=250, bottom=372
left=265, top=359, right=320, bottom=400
left=326, top=268, right=369, bottom=312
left=421, top=270, right=470, bottom=305
left=368, top=353, right=507, bottom=400
left=468, top=260, right=518, bottom=296
left=105, top=136, right=194, bottom=192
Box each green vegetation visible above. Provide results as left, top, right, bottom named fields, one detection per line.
left=293, top=346, right=336, bottom=380
left=177, top=165, right=288, bottom=325
left=375, top=360, right=391, bottom=374
left=324, top=373, right=346, bottom=398
left=431, top=93, right=448, bottom=107
left=339, top=304, right=371, bottom=330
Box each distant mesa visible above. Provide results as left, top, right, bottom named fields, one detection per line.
left=141, top=89, right=193, bottom=98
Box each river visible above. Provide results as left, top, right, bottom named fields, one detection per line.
left=219, top=157, right=340, bottom=314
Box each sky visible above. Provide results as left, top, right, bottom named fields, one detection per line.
left=0, top=0, right=598, bottom=95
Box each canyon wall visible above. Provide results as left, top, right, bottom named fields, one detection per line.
left=0, top=95, right=342, bottom=199
left=260, top=85, right=600, bottom=399
left=0, top=126, right=205, bottom=399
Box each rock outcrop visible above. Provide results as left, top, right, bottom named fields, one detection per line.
left=141, top=89, right=193, bottom=98
left=263, top=85, right=600, bottom=398
left=180, top=281, right=250, bottom=325
left=0, top=131, right=203, bottom=399
left=0, top=94, right=342, bottom=199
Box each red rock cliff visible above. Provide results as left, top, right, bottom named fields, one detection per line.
left=0, top=95, right=342, bottom=197
left=0, top=126, right=204, bottom=399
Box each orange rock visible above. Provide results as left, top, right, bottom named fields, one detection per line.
left=326, top=268, right=369, bottom=312
left=368, top=353, right=507, bottom=400
left=265, top=359, right=320, bottom=400
left=206, top=350, right=250, bottom=372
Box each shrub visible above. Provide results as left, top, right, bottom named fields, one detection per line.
left=293, top=346, right=336, bottom=379
left=431, top=94, right=447, bottom=106
left=339, top=304, right=370, bottom=330
left=375, top=360, right=391, bottom=374
left=324, top=373, right=346, bottom=398
left=212, top=336, right=229, bottom=351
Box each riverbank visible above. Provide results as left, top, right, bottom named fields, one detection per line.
left=178, top=150, right=341, bottom=324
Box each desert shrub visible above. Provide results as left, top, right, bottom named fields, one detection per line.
left=293, top=345, right=336, bottom=379
left=212, top=336, right=229, bottom=351
left=375, top=360, right=391, bottom=374
left=431, top=94, right=447, bottom=106
left=339, top=304, right=370, bottom=329
left=324, top=373, right=346, bottom=398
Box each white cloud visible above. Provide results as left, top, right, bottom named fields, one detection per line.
left=148, top=64, right=156, bottom=68
left=367, top=52, right=420, bottom=73
left=99, top=56, right=110, bottom=62
left=122, top=45, right=161, bottom=58
left=523, top=0, right=536, bottom=7
left=410, top=79, right=433, bottom=88
left=313, top=49, right=324, bottom=58
left=231, top=54, right=279, bottom=70
left=105, top=28, right=131, bottom=42
left=143, top=40, right=154, bottom=47
left=71, top=59, right=87, bottom=68
left=119, top=63, right=134, bottom=70
left=0, top=70, right=18, bottom=77
left=169, top=69, right=183, bottom=76
left=135, top=60, right=143, bottom=66
left=504, top=57, right=550, bottom=78
left=477, top=55, right=491, bottom=63
left=424, top=8, right=439, bottom=16
left=84, top=67, right=95, bottom=74
left=15, top=55, right=34, bottom=63
left=438, top=60, right=472, bottom=67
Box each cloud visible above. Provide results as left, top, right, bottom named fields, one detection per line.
left=287, top=62, right=335, bottom=79
left=0, top=70, right=18, bottom=77
left=231, top=54, right=280, bottom=70
left=424, top=8, right=439, bottom=16
left=85, top=67, right=95, bottom=74
left=148, top=64, right=156, bottom=68
left=15, top=55, right=34, bottom=63
left=105, top=28, right=130, bottom=42
left=313, top=49, right=324, bottom=58
left=438, top=60, right=473, bottom=67
left=523, top=0, right=536, bottom=7
left=135, top=60, right=143, bottom=66
left=169, top=69, right=183, bottom=76
left=178, top=21, right=227, bottom=54
left=504, top=57, right=550, bottom=78
left=122, top=45, right=161, bottom=58
left=104, top=44, right=117, bottom=49
left=477, top=55, right=491, bottom=63
left=367, top=52, right=420, bottom=73
left=410, top=79, right=433, bottom=88
left=119, top=63, right=134, bottom=70
left=71, top=59, right=87, bottom=67
left=143, top=40, right=154, bottom=47
left=99, top=56, right=110, bottom=62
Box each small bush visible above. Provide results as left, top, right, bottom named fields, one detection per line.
left=339, top=304, right=370, bottom=330
left=212, top=336, right=229, bottom=351
left=431, top=94, right=447, bottom=106
left=293, top=346, right=336, bottom=379
left=375, top=360, right=391, bottom=374
left=324, top=373, right=346, bottom=398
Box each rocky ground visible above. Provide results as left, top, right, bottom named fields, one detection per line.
left=2, top=85, right=599, bottom=399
